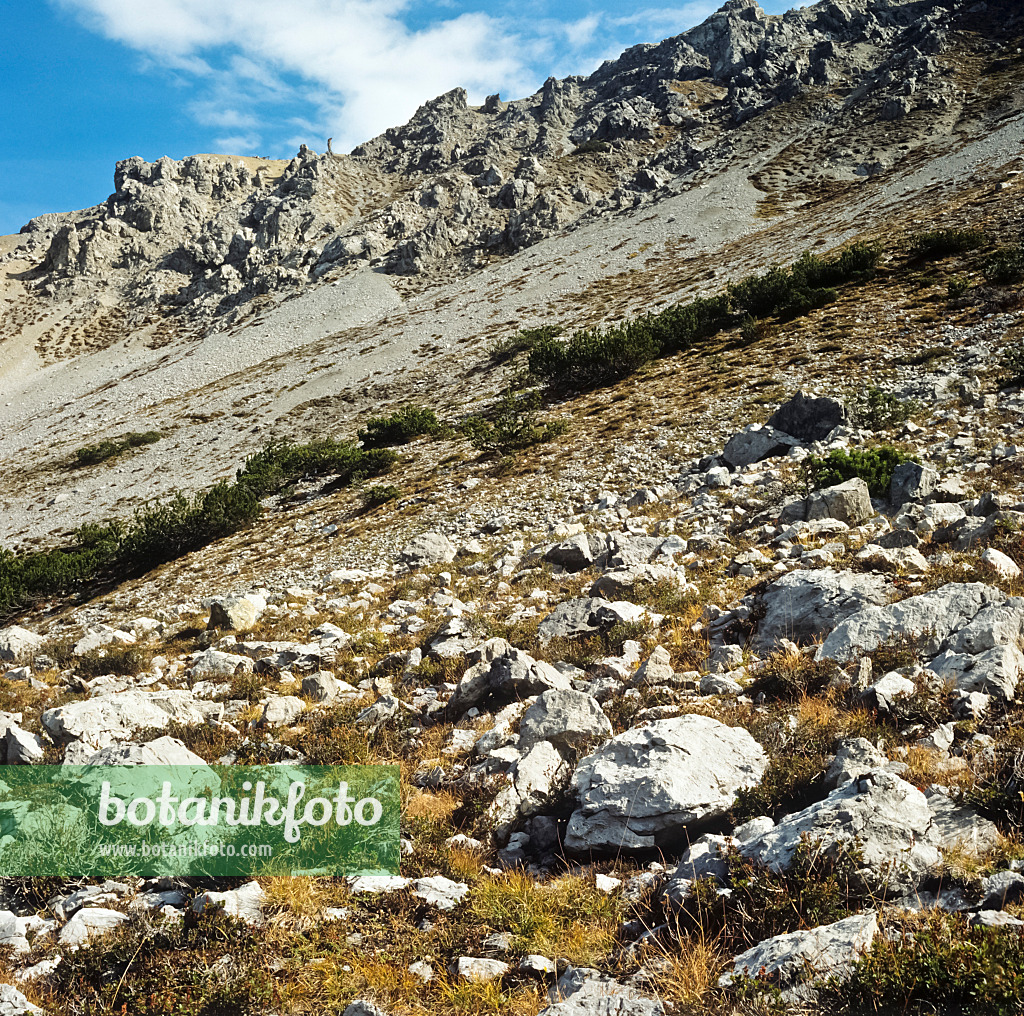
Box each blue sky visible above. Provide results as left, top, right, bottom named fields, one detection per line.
left=1, top=0, right=803, bottom=235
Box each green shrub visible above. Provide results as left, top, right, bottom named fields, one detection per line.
left=489, top=325, right=562, bottom=365
left=362, top=484, right=402, bottom=508
left=237, top=439, right=396, bottom=496
left=824, top=912, right=1024, bottom=1015
left=358, top=404, right=446, bottom=448
left=680, top=840, right=865, bottom=961
left=803, top=445, right=915, bottom=496
left=909, top=227, right=987, bottom=260
left=999, top=342, right=1024, bottom=387
left=1, top=438, right=395, bottom=619
left=793, top=241, right=880, bottom=286
left=40, top=911, right=275, bottom=1015
left=528, top=320, right=661, bottom=387
left=299, top=702, right=377, bottom=764
left=527, top=243, right=874, bottom=391
left=849, top=386, right=919, bottom=430
left=729, top=266, right=797, bottom=317
left=747, top=653, right=841, bottom=702
left=116, top=481, right=262, bottom=568
left=947, top=275, right=972, bottom=300
left=74, top=430, right=161, bottom=467
left=461, top=385, right=565, bottom=457
left=729, top=244, right=878, bottom=321
left=570, top=139, right=611, bottom=156
left=0, top=534, right=119, bottom=619
left=983, top=244, right=1024, bottom=285
left=896, top=345, right=951, bottom=367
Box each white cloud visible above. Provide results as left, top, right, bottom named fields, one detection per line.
left=212, top=133, right=262, bottom=153
left=52, top=0, right=736, bottom=156
left=608, top=3, right=720, bottom=34
left=190, top=102, right=258, bottom=131
left=55, top=0, right=536, bottom=151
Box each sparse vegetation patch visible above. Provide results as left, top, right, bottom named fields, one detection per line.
left=74, top=430, right=162, bottom=467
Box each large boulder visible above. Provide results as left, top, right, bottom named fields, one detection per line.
left=84, top=735, right=208, bottom=766
left=926, top=789, right=999, bottom=853
left=816, top=583, right=1007, bottom=664
left=541, top=969, right=665, bottom=1016
left=0, top=627, right=45, bottom=663
left=189, top=648, right=254, bottom=676
left=890, top=461, right=938, bottom=506
left=936, top=510, right=1024, bottom=552
left=754, top=569, right=889, bottom=651
left=767, top=391, right=848, bottom=442
left=564, top=715, right=767, bottom=853
left=399, top=532, right=456, bottom=567
left=0, top=984, right=44, bottom=1015
left=59, top=907, right=129, bottom=948
left=805, top=477, right=874, bottom=526
left=589, top=564, right=686, bottom=600
left=208, top=594, right=265, bottom=631
left=738, top=772, right=942, bottom=894
left=518, top=689, right=612, bottom=751
left=487, top=740, right=572, bottom=842
left=722, top=425, right=799, bottom=469
left=42, top=690, right=207, bottom=746
left=720, top=913, right=878, bottom=1001
left=928, top=644, right=1024, bottom=700
left=447, top=639, right=572, bottom=715
left=603, top=534, right=683, bottom=569
left=192, top=881, right=265, bottom=927
left=543, top=534, right=606, bottom=572
left=537, top=597, right=658, bottom=642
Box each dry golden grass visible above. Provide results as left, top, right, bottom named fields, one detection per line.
left=901, top=746, right=977, bottom=793
left=637, top=932, right=727, bottom=1010
left=260, top=874, right=346, bottom=917
left=404, top=788, right=461, bottom=823
left=283, top=953, right=544, bottom=1016
left=468, top=871, right=622, bottom=966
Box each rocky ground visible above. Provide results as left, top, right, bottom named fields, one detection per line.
left=1, top=0, right=1024, bottom=1014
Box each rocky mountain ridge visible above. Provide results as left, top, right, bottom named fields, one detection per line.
left=4, top=0, right=991, bottom=330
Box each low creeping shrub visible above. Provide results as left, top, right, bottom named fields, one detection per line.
left=849, top=386, right=919, bottom=431
left=74, top=430, right=161, bottom=467
left=1, top=438, right=395, bottom=619
left=908, top=227, right=987, bottom=260
left=527, top=243, right=878, bottom=391
left=570, top=139, right=611, bottom=156
left=237, top=438, right=397, bottom=496
left=803, top=445, right=915, bottom=497
left=358, top=404, right=447, bottom=448
left=489, top=324, right=562, bottom=365
left=361, top=484, right=402, bottom=509
left=461, top=384, right=567, bottom=457
left=822, top=912, right=1024, bottom=1015
left=984, top=244, right=1024, bottom=286
left=999, top=341, right=1024, bottom=388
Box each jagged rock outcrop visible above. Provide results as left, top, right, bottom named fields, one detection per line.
left=564, top=714, right=767, bottom=852
left=10, top=0, right=1000, bottom=338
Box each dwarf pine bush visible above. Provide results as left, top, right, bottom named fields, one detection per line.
left=984, top=243, right=1024, bottom=285
left=528, top=243, right=877, bottom=390
left=803, top=445, right=915, bottom=496
left=1, top=438, right=396, bottom=618
left=909, top=227, right=987, bottom=260
left=849, top=386, right=920, bottom=431
left=74, top=430, right=161, bottom=466
left=358, top=405, right=446, bottom=448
